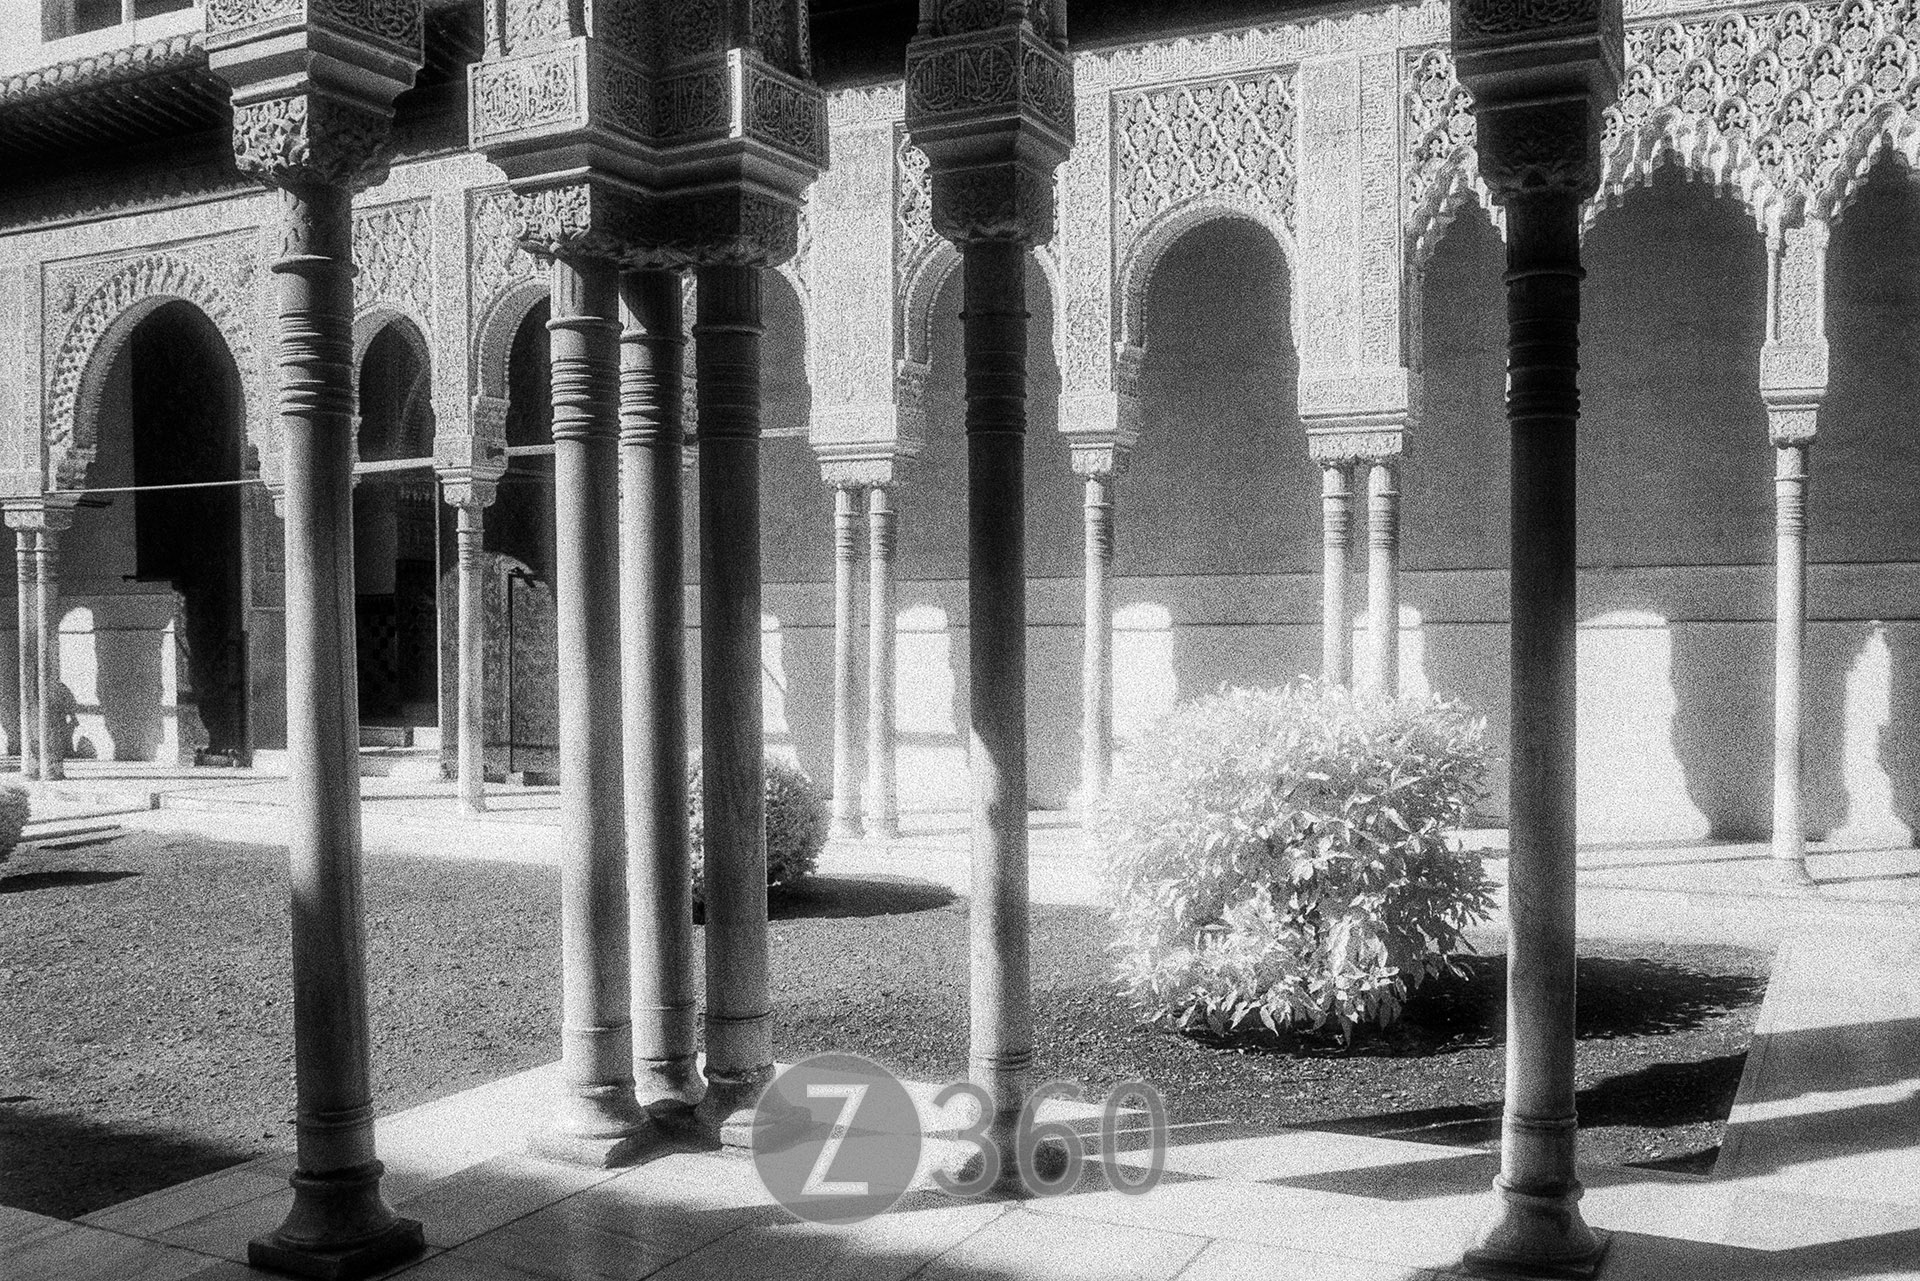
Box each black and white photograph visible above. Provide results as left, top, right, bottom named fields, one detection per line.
left=2, top=0, right=1917, bottom=1277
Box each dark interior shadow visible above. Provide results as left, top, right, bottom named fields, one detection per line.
left=765, top=874, right=958, bottom=921
left=0, top=868, right=140, bottom=893
left=1298, top=1054, right=1746, bottom=1157
left=0, top=1104, right=259, bottom=1219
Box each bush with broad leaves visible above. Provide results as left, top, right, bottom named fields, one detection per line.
left=1090, top=679, right=1495, bottom=1042
left=687, top=754, right=829, bottom=907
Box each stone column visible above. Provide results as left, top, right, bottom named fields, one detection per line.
left=692, top=262, right=777, bottom=1146
left=865, top=482, right=900, bottom=841
left=964, top=236, right=1034, bottom=1174
left=1773, top=440, right=1809, bottom=879
left=1760, top=223, right=1828, bottom=886
left=11, top=526, right=33, bottom=778
left=906, top=0, right=1073, bottom=1186
left=829, top=482, right=865, bottom=838
left=448, top=496, right=492, bottom=815
left=35, top=526, right=67, bottom=781
left=1077, top=456, right=1117, bottom=806
left=618, top=266, right=699, bottom=1112
left=1454, top=1, right=1618, bottom=1273
left=1321, top=462, right=1354, bottom=684
left=1364, top=460, right=1400, bottom=696
left=220, top=97, right=424, bottom=1278
left=539, top=252, right=649, bottom=1163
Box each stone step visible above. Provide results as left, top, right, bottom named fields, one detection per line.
left=358, top=747, right=445, bottom=781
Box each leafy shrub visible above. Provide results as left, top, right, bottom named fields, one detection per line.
left=1091, top=679, right=1495, bottom=1042
left=0, top=780, right=28, bottom=862
left=687, top=754, right=829, bottom=906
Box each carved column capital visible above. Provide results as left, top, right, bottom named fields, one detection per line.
left=231, top=92, right=396, bottom=193
left=818, top=451, right=902, bottom=492
left=1307, top=428, right=1405, bottom=467
left=1062, top=344, right=1143, bottom=455
left=438, top=391, right=508, bottom=508
left=1070, top=442, right=1130, bottom=481
left=1, top=499, right=77, bottom=535
left=905, top=9, right=1073, bottom=248
left=510, top=178, right=647, bottom=263
left=1451, top=0, right=1623, bottom=205
left=208, top=0, right=422, bottom=193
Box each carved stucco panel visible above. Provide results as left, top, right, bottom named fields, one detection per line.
left=1059, top=84, right=1113, bottom=398
left=1112, top=70, right=1299, bottom=253
left=810, top=122, right=896, bottom=424
left=42, top=233, right=267, bottom=489
left=1294, top=56, right=1358, bottom=374
left=1076, top=2, right=1419, bottom=93
left=1357, top=51, right=1404, bottom=368
left=354, top=197, right=435, bottom=332
left=1408, top=0, right=1920, bottom=241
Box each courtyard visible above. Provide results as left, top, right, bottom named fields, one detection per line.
left=3, top=778, right=1919, bottom=1278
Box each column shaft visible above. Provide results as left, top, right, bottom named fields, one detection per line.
left=1773, top=443, right=1809, bottom=875
left=542, top=254, right=646, bottom=1160
left=1365, top=461, right=1400, bottom=696
left=830, top=485, right=864, bottom=838
left=15, top=532, right=35, bottom=779
left=693, top=263, right=775, bottom=1143
left=1469, top=188, right=1601, bottom=1271
left=1321, top=463, right=1353, bottom=685
left=454, top=504, right=487, bottom=816
left=963, top=239, right=1031, bottom=1160
left=1079, top=474, right=1113, bottom=805
left=618, top=267, right=698, bottom=1110
left=865, top=486, right=899, bottom=841
left=36, top=531, right=61, bottom=781
left=255, top=181, right=419, bottom=1269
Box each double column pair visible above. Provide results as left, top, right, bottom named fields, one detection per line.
left=538, top=254, right=777, bottom=1157
left=6, top=506, right=70, bottom=781
left=827, top=480, right=900, bottom=842
left=1318, top=458, right=1401, bottom=693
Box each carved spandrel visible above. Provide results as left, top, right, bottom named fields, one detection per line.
left=354, top=199, right=434, bottom=324
left=1112, top=71, right=1298, bottom=249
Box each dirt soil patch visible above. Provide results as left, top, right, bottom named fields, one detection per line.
left=0, top=829, right=1769, bottom=1218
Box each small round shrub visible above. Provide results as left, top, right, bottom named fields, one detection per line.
left=1091, top=679, right=1495, bottom=1042
left=0, top=780, right=29, bottom=862
left=687, top=754, right=830, bottom=906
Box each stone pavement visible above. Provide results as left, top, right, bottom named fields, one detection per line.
left=10, top=767, right=1920, bottom=1278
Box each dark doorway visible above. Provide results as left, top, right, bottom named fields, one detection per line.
left=353, top=321, right=439, bottom=730
left=129, top=301, right=248, bottom=756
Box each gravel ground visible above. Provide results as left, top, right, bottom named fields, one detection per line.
left=1, top=828, right=1769, bottom=1218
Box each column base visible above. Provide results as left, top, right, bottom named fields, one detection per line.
left=525, top=1124, right=653, bottom=1169
left=637, top=1056, right=705, bottom=1116
left=864, top=819, right=900, bottom=844
left=247, top=1164, right=424, bottom=1281
left=1461, top=1182, right=1609, bottom=1280
left=695, top=1068, right=809, bottom=1152
left=830, top=815, right=865, bottom=840
left=936, top=1116, right=1075, bottom=1199
left=526, top=1087, right=654, bottom=1168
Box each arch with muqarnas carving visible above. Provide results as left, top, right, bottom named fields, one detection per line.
left=47, top=253, right=263, bottom=491
left=1117, top=197, right=1297, bottom=353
